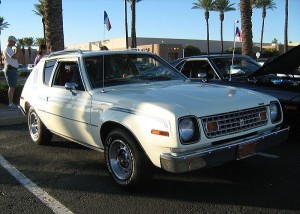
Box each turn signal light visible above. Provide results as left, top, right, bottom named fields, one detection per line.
left=259, top=111, right=267, bottom=121
left=206, top=122, right=219, bottom=132
left=151, top=129, right=169, bottom=137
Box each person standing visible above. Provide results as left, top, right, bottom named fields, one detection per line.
left=3, top=35, right=21, bottom=110
left=34, top=44, right=47, bottom=66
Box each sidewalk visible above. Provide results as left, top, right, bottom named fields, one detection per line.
left=0, top=103, right=27, bottom=126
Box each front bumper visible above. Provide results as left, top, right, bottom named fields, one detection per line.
left=160, top=125, right=289, bottom=173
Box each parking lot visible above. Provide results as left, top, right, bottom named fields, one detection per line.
left=0, top=123, right=299, bottom=214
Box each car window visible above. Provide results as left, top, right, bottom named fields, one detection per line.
left=44, top=60, right=57, bottom=86
left=180, top=60, right=218, bottom=79
left=52, top=61, right=84, bottom=90
left=84, top=54, right=186, bottom=88
left=211, top=57, right=260, bottom=78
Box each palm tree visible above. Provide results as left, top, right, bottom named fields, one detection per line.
left=18, top=38, right=26, bottom=65
left=127, top=0, right=138, bottom=48
left=0, top=16, right=10, bottom=66
left=240, top=0, right=253, bottom=56
left=35, top=37, right=45, bottom=47
left=213, top=0, right=235, bottom=53
left=284, top=0, right=288, bottom=53
left=192, top=0, right=215, bottom=54
left=24, top=37, right=34, bottom=63
left=253, top=0, right=276, bottom=53
left=33, top=0, right=46, bottom=43
left=44, top=0, right=64, bottom=51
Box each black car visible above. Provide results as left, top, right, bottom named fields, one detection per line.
left=170, top=45, right=300, bottom=127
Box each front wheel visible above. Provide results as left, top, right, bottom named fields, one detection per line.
left=28, top=107, right=53, bottom=145
left=104, top=128, right=153, bottom=188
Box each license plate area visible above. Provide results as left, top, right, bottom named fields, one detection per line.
left=236, top=141, right=257, bottom=160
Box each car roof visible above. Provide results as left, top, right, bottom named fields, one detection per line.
left=169, top=54, right=252, bottom=67
left=46, top=49, right=156, bottom=59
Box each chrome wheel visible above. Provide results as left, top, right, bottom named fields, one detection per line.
left=27, top=107, right=52, bottom=145
left=108, top=139, right=133, bottom=180
left=28, top=110, right=40, bottom=141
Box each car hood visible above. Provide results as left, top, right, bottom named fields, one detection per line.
left=249, top=44, right=300, bottom=77
left=92, top=82, right=274, bottom=117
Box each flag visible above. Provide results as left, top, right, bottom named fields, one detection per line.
left=235, top=27, right=242, bottom=42
left=104, top=11, right=112, bottom=31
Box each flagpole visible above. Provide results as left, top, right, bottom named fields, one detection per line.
left=231, top=20, right=239, bottom=81
left=104, top=20, right=106, bottom=42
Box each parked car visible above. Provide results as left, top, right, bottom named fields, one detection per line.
left=19, top=49, right=289, bottom=188
left=17, top=64, right=30, bottom=73
left=170, top=45, right=300, bottom=128
left=27, top=64, right=35, bottom=72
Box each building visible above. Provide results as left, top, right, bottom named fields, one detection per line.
left=65, top=37, right=270, bottom=61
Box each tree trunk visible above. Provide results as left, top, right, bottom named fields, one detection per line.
left=220, top=12, right=224, bottom=53
left=131, top=0, right=137, bottom=48
left=284, top=0, right=288, bottom=53
left=240, top=0, right=253, bottom=57
left=205, top=10, right=210, bottom=55
left=206, top=18, right=210, bottom=54
left=44, top=0, right=64, bottom=51
left=260, top=17, right=265, bottom=53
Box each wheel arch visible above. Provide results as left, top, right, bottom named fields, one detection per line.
left=100, top=121, right=150, bottom=159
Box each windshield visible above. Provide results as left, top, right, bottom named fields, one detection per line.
left=211, top=57, right=261, bottom=78
left=84, top=54, right=186, bottom=88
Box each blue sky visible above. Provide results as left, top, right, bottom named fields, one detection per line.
left=1, top=0, right=299, bottom=48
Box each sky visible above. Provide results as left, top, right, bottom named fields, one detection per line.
left=1, top=0, right=300, bottom=48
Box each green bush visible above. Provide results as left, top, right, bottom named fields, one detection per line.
left=262, top=48, right=279, bottom=58
left=18, top=71, right=31, bottom=77
left=0, top=82, right=24, bottom=105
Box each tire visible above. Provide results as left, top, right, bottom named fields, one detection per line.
left=104, top=128, right=154, bottom=188
left=28, top=107, right=53, bottom=145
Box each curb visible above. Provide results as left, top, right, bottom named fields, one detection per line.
left=0, top=104, right=27, bottom=126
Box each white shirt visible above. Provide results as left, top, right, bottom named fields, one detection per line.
left=3, top=46, right=19, bottom=68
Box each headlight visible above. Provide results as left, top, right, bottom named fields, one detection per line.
left=270, top=102, right=282, bottom=123
left=178, top=117, right=200, bottom=144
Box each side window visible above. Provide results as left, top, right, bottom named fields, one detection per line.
left=52, top=62, right=84, bottom=91
left=182, top=60, right=217, bottom=79
left=44, top=60, right=57, bottom=86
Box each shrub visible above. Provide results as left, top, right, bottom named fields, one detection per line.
left=18, top=71, right=31, bottom=77
left=184, top=45, right=201, bottom=57
left=0, top=82, right=24, bottom=105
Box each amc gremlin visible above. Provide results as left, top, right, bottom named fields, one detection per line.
left=20, top=50, right=289, bottom=188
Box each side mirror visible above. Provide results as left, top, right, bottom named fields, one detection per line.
left=65, top=82, right=78, bottom=95
left=198, top=73, right=207, bottom=82
left=198, top=73, right=207, bottom=78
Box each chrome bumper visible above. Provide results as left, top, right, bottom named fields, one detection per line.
left=160, top=125, right=289, bottom=173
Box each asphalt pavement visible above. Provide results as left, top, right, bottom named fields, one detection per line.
left=0, top=103, right=26, bottom=126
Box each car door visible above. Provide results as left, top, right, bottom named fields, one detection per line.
left=43, top=60, right=97, bottom=147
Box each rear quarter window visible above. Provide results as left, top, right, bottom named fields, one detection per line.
left=43, top=60, right=57, bottom=85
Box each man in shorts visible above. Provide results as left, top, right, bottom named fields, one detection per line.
left=3, top=35, right=21, bottom=110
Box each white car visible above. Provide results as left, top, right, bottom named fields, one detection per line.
left=19, top=49, right=289, bottom=188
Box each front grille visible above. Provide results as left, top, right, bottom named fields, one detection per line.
left=201, top=106, right=268, bottom=138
